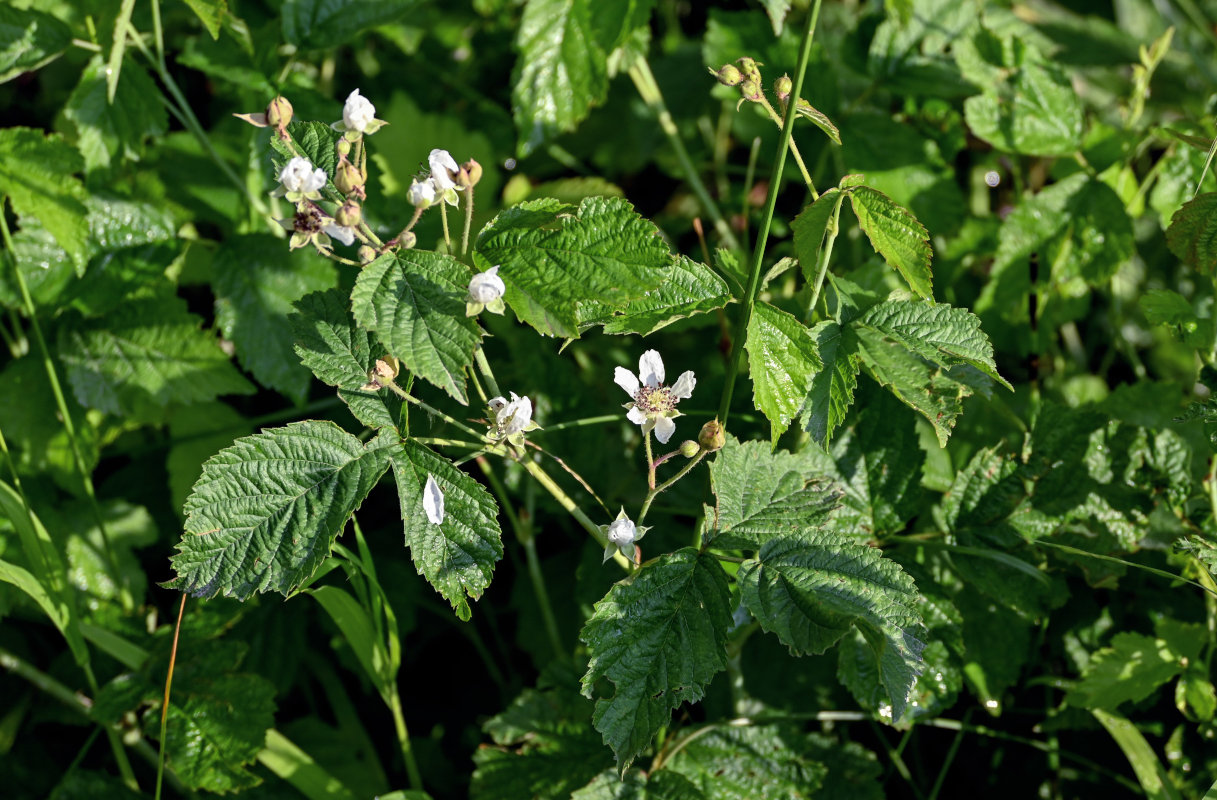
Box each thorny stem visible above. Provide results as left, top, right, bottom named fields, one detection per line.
left=387, top=206, right=425, bottom=251
left=461, top=186, right=476, bottom=259
left=717, top=2, right=821, bottom=428
left=644, top=430, right=657, bottom=490
left=638, top=451, right=708, bottom=525
left=629, top=57, right=740, bottom=253
left=0, top=201, right=132, bottom=614
left=440, top=202, right=451, bottom=251
left=517, top=456, right=632, bottom=572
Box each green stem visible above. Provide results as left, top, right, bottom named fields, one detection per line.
left=518, top=456, right=632, bottom=572
left=461, top=186, right=476, bottom=260
left=440, top=203, right=451, bottom=251
left=638, top=451, right=707, bottom=525
left=644, top=430, right=656, bottom=490
left=387, top=206, right=425, bottom=250
left=1037, top=540, right=1217, bottom=598
left=759, top=96, right=816, bottom=198
left=629, top=57, right=740, bottom=253
left=382, top=381, right=483, bottom=439
left=387, top=687, right=424, bottom=790
left=474, top=346, right=502, bottom=399
left=806, top=194, right=844, bottom=318
left=716, top=2, right=821, bottom=428
left=537, top=414, right=619, bottom=433
left=0, top=201, right=131, bottom=613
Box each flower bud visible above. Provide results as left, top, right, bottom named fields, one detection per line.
left=458, top=158, right=483, bottom=189
left=358, top=245, right=377, bottom=264
left=265, top=96, right=293, bottom=128
left=737, top=57, right=763, bottom=84
left=399, top=231, right=417, bottom=250
left=698, top=419, right=726, bottom=452
left=679, top=440, right=700, bottom=458
left=738, top=79, right=763, bottom=103
left=374, top=357, right=399, bottom=379
left=334, top=161, right=363, bottom=195
left=774, top=75, right=792, bottom=102
left=711, top=63, right=743, bottom=87
left=335, top=200, right=361, bottom=228
left=336, top=139, right=352, bottom=158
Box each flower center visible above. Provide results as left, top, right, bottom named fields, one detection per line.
left=294, top=208, right=323, bottom=234
left=635, top=384, right=677, bottom=415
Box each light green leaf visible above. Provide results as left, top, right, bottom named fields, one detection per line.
left=388, top=439, right=503, bottom=621
left=1142, top=288, right=1213, bottom=349
left=167, top=421, right=393, bottom=600
left=0, top=127, right=88, bottom=271
left=213, top=234, right=337, bottom=405
left=475, top=196, right=671, bottom=338
left=311, top=585, right=393, bottom=698
left=1167, top=193, right=1217, bottom=273
left=746, top=302, right=823, bottom=442
left=282, top=0, right=419, bottom=50
left=666, top=725, right=827, bottom=799
left=0, top=5, right=71, bottom=83
left=513, top=0, right=607, bottom=157
left=63, top=56, right=167, bottom=172
left=1067, top=632, right=1186, bottom=710
left=963, top=54, right=1083, bottom=157
left=799, top=320, right=861, bottom=446
left=258, top=729, right=358, bottom=800
left=290, top=288, right=403, bottom=431
left=0, top=556, right=87, bottom=664
left=758, top=0, right=791, bottom=35
left=183, top=0, right=227, bottom=38
left=579, top=256, right=731, bottom=335
left=841, top=177, right=932, bottom=298
left=351, top=250, right=481, bottom=404
left=705, top=435, right=841, bottom=550
left=794, top=98, right=841, bottom=145
left=792, top=189, right=843, bottom=286
left=739, top=533, right=926, bottom=720
left=580, top=548, right=733, bottom=772
left=855, top=299, right=1010, bottom=388
left=58, top=293, right=254, bottom=421
left=1092, top=709, right=1181, bottom=800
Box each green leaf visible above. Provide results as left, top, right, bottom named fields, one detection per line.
left=58, top=292, right=254, bottom=421
left=166, top=421, right=393, bottom=600
left=270, top=121, right=342, bottom=184
left=282, top=0, right=419, bottom=50
left=1142, top=288, right=1214, bottom=349
left=311, top=585, right=393, bottom=697
left=351, top=250, right=482, bottom=404
left=472, top=662, right=611, bottom=800
left=855, top=299, right=1010, bottom=388
left=49, top=772, right=145, bottom=800
left=572, top=770, right=704, bottom=800
left=746, top=301, right=823, bottom=442
left=792, top=189, right=843, bottom=285
left=739, top=532, right=927, bottom=719
left=666, top=725, right=827, bottom=799
left=799, top=320, right=861, bottom=446
left=290, top=288, right=403, bottom=431
left=963, top=51, right=1083, bottom=157
left=1067, top=632, right=1186, bottom=710
left=579, top=256, right=731, bottom=336
left=63, top=56, right=167, bottom=172
left=0, top=5, right=71, bottom=83
left=475, top=196, right=671, bottom=338
left=794, top=98, right=841, bottom=145
left=841, top=177, right=933, bottom=298
left=580, top=548, right=733, bottom=772
left=388, top=439, right=503, bottom=621
left=854, top=331, right=968, bottom=447
left=512, top=0, right=608, bottom=157
left=1092, top=709, right=1181, bottom=800
left=1167, top=193, right=1217, bottom=273
left=0, top=127, right=88, bottom=271
left=705, top=435, right=841, bottom=550
left=213, top=235, right=337, bottom=405
left=0, top=555, right=87, bottom=663
left=182, top=0, right=227, bottom=38
left=167, top=402, right=250, bottom=519
left=758, top=0, right=791, bottom=35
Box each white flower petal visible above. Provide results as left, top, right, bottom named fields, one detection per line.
left=408, top=178, right=436, bottom=208
left=468, top=267, right=506, bottom=304
left=614, top=366, right=640, bottom=397
left=343, top=89, right=376, bottom=133
left=638, top=349, right=664, bottom=388
left=422, top=474, right=445, bottom=524
left=607, top=516, right=636, bottom=545
left=653, top=415, right=677, bottom=444
left=429, top=148, right=459, bottom=192
left=323, top=224, right=356, bottom=246
left=626, top=406, right=648, bottom=425
left=671, top=370, right=696, bottom=400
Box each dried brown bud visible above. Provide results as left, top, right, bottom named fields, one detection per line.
left=374, top=358, right=399, bottom=379
left=698, top=419, right=726, bottom=452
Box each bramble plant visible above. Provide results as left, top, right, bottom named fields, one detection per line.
left=4, top=0, right=1217, bottom=798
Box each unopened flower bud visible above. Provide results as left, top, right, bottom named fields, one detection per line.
left=711, top=63, right=743, bottom=86
left=738, top=79, right=763, bottom=103
left=679, top=440, right=700, bottom=458
left=335, top=200, right=361, bottom=228
left=698, top=419, right=726, bottom=452
left=774, top=75, right=792, bottom=102
left=399, top=231, right=417, bottom=249
left=737, top=57, right=762, bottom=84
left=458, top=159, right=483, bottom=189
left=336, top=139, right=352, bottom=158
left=358, top=245, right=376, bottom=264
left=334, top=161, right=363, bottom=195
left=266, top=96, right=293, bottom=128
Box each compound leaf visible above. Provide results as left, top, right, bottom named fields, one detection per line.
left=842, top=178, right=932, bottom=299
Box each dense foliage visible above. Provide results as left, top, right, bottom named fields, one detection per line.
left=2, top=0, right=1217, bottom=798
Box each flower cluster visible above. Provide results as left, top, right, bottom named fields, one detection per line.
left=409, top=149, right=468, bottom=209
left=614, top=350, right=695, bottom=444
left=486, top=392, right=538, bottom=445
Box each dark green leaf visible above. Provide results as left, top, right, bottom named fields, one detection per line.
left=0, top=127, right=88, bottom=271
left=351, top=250, right=482, bottom=404
left=282, top=0, right=419, bottom=50
left=580, top=548, right=733, bottom=772
left=64, top=56, right=167, bottom=172
left=512, top=0, right=608, bottom=157
left=182, top=0, right=227, bottom=38
left=666, top=725, right=827, bottom=799
left=213, top=235, right=337, bottom=405
left=475, top=196, right=671, bottom=338
left=841, top=177, right=933, bottom=298
left=792, top=189, right=843, bottom=286
left=746, top=302, right=823, bottom=442
left=739, top=532, right=926, bottom=719
left=580, top=256, right=731, bottom=336
left=799, top=320, right=861, bottom=446
left=1068, top=631, right=1187, bottom=710
left=0, top=5, right=71, bottom=83
left=1167, top=193, right=1217, bottom=273
left=166, top=421, right=393, bottom=599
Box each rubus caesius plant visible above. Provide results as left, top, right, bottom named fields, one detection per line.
left=4, top=0, right=1217, bottom=798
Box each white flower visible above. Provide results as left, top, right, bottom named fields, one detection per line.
left=428, top=148, right=460, bottom=192
left=277, top=157, right=326, bottom=198
left=466, top=265, right=506, bottom=315
left=613, top=349, right=695, bottom=444
left=323, top=223, right=356, bottom=247
left=343, top=89, right=376, bottom=133
left=487, top=391, right=538, bottom=442
left=602, top=508, right=646, bottom=564
left=423, top=474, right=445, bottom=525
left=408, top=178, right=437, bottom=209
